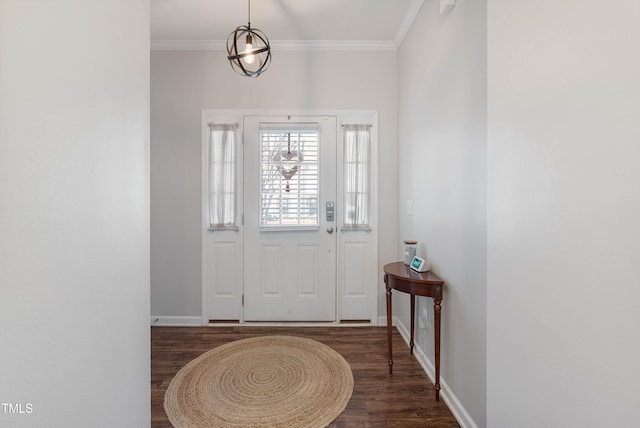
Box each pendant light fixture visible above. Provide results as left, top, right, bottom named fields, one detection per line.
left=226, top=0, right=271, bottom=78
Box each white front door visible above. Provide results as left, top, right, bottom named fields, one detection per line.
left=243, top=116, right=337, bottom=321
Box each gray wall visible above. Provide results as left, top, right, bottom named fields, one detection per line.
left=0, top=1, right=150, bottom=426
left=397, top=1, right=487, bottom=426
left=151, top=50, right=399, bottom=319
left=487, top=0, right=640, bottom=426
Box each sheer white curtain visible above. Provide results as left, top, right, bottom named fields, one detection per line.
left=208, top=123, right=237, bottom=229
left=343, top=124, right=371, bottom=230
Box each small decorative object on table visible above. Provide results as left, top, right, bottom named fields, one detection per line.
left=403, top=240, right=417, bottom=265
left=410, top=256, right=429, bottom=272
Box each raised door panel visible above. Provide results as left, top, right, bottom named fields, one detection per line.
left=206, top=240, right=241, bottom=320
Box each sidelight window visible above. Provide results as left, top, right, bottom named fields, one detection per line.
left=207, top=123, right=237, bottom=230
left=343, top=124, right=371, bottom=231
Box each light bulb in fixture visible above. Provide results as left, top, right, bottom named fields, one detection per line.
left=244, top=34, right=255, bottom=64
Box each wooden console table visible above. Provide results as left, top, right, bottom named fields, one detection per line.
left=384, top=261, right=444, bottom=401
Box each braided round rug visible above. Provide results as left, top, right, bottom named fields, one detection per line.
left=164, top=335, right=354, bottom=427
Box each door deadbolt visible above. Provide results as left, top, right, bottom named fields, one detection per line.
left=325, top=201, right=335, bottom=222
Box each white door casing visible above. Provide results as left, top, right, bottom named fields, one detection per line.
left=202, top=110, right=378, bottom=324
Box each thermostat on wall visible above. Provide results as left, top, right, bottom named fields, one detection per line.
left=410, top=256, right=429, bottom=272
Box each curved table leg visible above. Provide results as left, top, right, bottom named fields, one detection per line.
left=385, top=274, right=393, bottom=374
left=410, top=294, right=416, bottom=354
left=434, top=299, right=441, bottom=401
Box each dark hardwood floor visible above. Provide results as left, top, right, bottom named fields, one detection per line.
left=151, top=326, right=460, bottom=427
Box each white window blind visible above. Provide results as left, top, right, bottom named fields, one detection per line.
left=343, top=124, right=371, bottom=231
left=259, top=124, right=319, bottom=228
left=208, top=123, right=237, bottom=230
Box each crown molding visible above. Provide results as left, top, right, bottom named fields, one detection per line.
left=151, top=39, right=397, bottom=52
left=151, top=40, right=226, bottom=51
left=272, top=40, right=396, bottom=52
left=151, top=0, right=425, bottom=53
left=393, top=0, right=425, bottom=49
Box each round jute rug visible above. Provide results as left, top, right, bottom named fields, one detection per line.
left=164, top=335, right=354, bottom=428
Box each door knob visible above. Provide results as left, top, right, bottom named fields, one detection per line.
left=327, top=227, right=334, bottom=234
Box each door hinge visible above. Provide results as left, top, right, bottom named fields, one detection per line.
left=241, top=213, right=244, bottom=225
left=242, top=294, right=245, bottom=306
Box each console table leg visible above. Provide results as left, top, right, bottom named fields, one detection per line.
left=385, top=275, right=393, bottom=374
left=410, top=294, right=415, bottom=355
left=434, top=299, right=441, bottom=401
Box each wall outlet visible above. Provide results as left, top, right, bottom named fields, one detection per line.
left=418, top=306, right=429, bottom=329
left=418, top=317, right=426, bottom=329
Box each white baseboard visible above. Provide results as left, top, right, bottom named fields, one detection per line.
left=150, top=316, right=203, bottom=327
left=378, top=315, right=390, bottom=326
left=391, top=317, right=478, bottom=428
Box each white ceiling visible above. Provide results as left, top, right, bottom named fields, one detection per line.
left=151, top=0, right=423, bottom=51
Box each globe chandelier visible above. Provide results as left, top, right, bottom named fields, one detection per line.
left=226, top=0, right=272, bottom=78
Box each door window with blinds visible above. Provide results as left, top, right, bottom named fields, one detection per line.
left=259, top=124, right=319, bottom=229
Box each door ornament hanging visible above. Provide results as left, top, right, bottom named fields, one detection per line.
left=273, top=133, right=302, bottom=192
